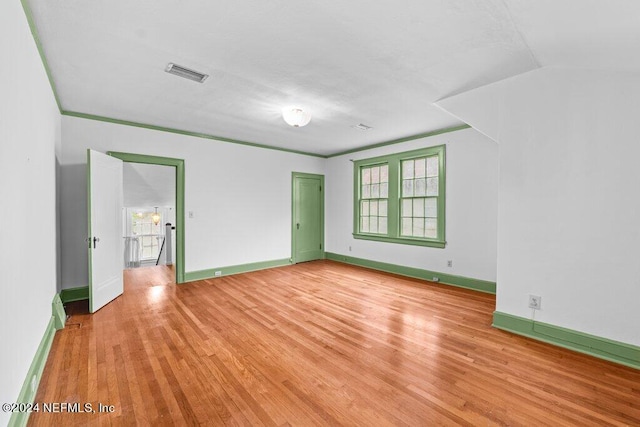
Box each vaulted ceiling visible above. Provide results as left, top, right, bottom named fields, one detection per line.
left=123, top=163, right=175, bottom=207
left=26, top=0, right=640, bottom=156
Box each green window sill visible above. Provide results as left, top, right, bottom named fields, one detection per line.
left=352, top=233, right=446, bottom=248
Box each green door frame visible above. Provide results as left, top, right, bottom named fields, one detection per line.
left=291, top=172, right=325, bottom=264
left=108, top=151, right=186, bottom=284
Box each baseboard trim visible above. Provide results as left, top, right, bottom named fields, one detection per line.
left=52, top=294, right=66, bottom=330
left=60, top=286, right=89, bottom=303
left=8, top=313, right=59, bottom=426
left=492, top=311, right=640, bottom=370
left=185, top=258, right=292, bottom=282
left=325, top=252, right=496, bottom=294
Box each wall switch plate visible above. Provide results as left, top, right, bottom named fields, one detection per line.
left=529, top=295, right=542, bottom=310
left=188, top=211, right=194, bottom=219
left=447, top=260, right=453, bottom=267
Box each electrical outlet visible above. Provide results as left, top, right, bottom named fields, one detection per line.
left=214, top=271, right=222, bottom=277
left=447, top=260, right=453, bottom=268
left=529, top=295, right=542, bottom=310
left=432, top=276, right=440, bottom=282
left=348, top=246, right=352, bottom=252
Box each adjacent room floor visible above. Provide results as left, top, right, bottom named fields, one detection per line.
left=30, top=261, right=640, bottom=425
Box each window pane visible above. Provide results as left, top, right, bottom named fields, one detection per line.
left=362, top=184, right=371, bottom=198
left=370, top=200, right=378, bottom=216
left=414, top=158, right=426, bottom=178
left=380, top=182, right=388, bottom=198
left=401, top=218, right=412, bottom=236
left=402, top=179, right=414, bottom=197
left=369, top=217, right=378, bottom=233
left=362, top=168, right=371, bottom=184
left=427, top=156, right=439, bottom=177
left=142, top=246, right=152, bottom=258
left=425, top=198, right=437, bottom=218
left=414, top=178, right=426, bottom=197
left=371, top=166, right=380, bottom=184
left=379, top=217, right=388, bottom=234
left=426, top=177, right=438, bottom=196
left=380, top=165, right=388, bottom=183
left=371, top=183, right=380, bottom=198
left=413, top=198, right=424, bottom=217
left=402, top=160, right=414, bottom=179
left=361, top=217, right=370, bottom=233
left=379, top=200, right=387, bottom=217
left=361, top=200, right=369, bottom=216
left=425, top=218, right=438, bottom=238
left=402, top=199, right=412, bottom=217
left=412, top=219, right=424, bottom=237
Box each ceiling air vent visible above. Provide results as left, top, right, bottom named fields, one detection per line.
left=165, top=63, right=209, bottom=83
left=352, top=123, right=373, bottom=131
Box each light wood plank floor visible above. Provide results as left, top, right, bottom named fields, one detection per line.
left=30, top=261, right=640, bottom=426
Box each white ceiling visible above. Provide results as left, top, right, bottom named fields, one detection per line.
left=27, top=0, right=640, bottom=156
left=123, top=163, right=175, bottom=207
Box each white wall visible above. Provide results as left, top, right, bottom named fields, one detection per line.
left=60, top=116, right=326, bottom=288
left=326, top=127, right=498, bottom=282
left=0, top=1, right=61, bottom=424
left=438, top=67, right=640, bottom=346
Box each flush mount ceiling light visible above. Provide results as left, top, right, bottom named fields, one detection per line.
left=282, top=107, right=311, bottom=127
left=352, top=123, right=373, bottom=131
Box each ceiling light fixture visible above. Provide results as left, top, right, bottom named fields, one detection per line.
left=352, top=123, right=373, bottom=131
left=151, top=207, right=161, bottom=226
left=282, top=107, right=311, bottom=127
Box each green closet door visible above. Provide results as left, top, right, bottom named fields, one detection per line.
left=292, top=173, right=324, bottom=263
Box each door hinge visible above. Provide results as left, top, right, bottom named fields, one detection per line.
left=320, top=243, right=322, bottom=249
left=319, top=186, right=322, bottom=192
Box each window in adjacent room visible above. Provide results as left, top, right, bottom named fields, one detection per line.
left=127, top=209, right=164, bottom=260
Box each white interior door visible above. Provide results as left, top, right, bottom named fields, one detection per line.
left=88, top=149, right=124, bottom=313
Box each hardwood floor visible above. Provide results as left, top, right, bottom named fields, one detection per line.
left=30, top=261, right=640, bottom=426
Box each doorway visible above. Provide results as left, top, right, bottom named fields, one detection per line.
left=291, top=172, right=324, bottom=263
left=108, top=151, right=186, bottom=283
left=123, top=163, right=175, bottom=271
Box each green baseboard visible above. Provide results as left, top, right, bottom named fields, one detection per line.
left=325, top=252, right=496, bottom=294
left=52, top=294, right=66, bottom=330
left=8, top=318, right=57, bottom=426
left=493, top=311, right=640, bottom=370
left=184, top=258, right=292, bottom=282
left=60, top=286, right=89, bottom=303
left=8, top=295, right=66, bottom=426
